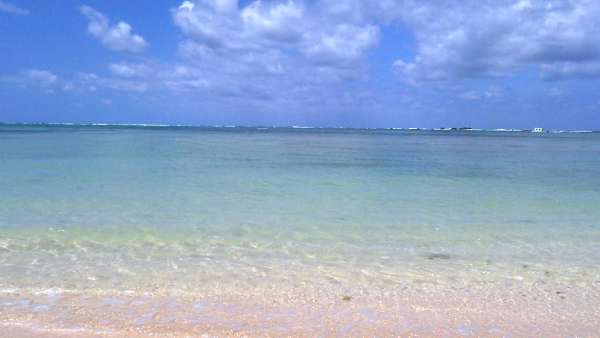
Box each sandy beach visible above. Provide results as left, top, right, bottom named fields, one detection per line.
left=2, top=275, right=599, bottom=337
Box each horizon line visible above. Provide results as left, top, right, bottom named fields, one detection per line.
left=0, top=121, right=597, bottom=133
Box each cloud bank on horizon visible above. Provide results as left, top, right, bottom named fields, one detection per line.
left=1, top=0, right=600, bottom=128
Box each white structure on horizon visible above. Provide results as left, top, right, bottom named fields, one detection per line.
left=532, top=127, right=544, bottom=133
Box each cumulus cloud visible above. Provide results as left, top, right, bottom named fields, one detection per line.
left=24, top=69, right=58, bottom=86
left=459, top=91, right=481, bottom=101
left=3, top=68, right=151, bottom=94
left=546, top=87, right=564, bottom=97
left=171, top=0, right=600, bottom=84
left=302, top=24, right=379, bottom=66
left=393, top=0, right=600, bottom=82
left=1, top=69, right=56, bottom=87
left=80, top=5, right=148, bottom=53
left=77, top=72, right=149, bottom=92
left=108, top=63, right=151, bottom=78
left=173, top=0, right=304, bottom=51
left=84, top=0, right=600, bottom=101
left=0, top=0, right=29, bottom=15
left=484, top=86, right=505, bottom=98
left=159, top=0, right=385, bottom=110
left=0, top=69, right=63, bottom=95
left=457, top=86, right=506, bottom=101
left=170, top=0, right=600, bottom=105
left=541, top=61, right=600, bottom=79
left=11, top=0, right=600, bottom=121
left=172, top=0, right=379, bottom=68
left=109, top=63, right=137, bottom=77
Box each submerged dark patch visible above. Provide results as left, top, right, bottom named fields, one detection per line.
left=426, top=253, right=451, bottom=260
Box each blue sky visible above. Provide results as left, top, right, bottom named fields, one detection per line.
left=1, top=0, right=599, bottom=129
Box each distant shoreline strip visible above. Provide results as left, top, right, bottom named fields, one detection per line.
left=0, top=122, right=596, bottom=133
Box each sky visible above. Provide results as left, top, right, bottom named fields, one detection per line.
left=1, top=0, right=600, bottom=129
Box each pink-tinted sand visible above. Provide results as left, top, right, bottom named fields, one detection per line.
left=1, top=279, right=599, bottom=337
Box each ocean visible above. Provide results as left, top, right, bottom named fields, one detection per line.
left=1, top=124, right=599, bottom=336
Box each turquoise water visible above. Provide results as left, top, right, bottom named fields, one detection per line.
left=1, top=125, right=600, bottom=302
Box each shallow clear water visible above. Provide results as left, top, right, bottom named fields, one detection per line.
left=1, top=125, right=599, bottom=335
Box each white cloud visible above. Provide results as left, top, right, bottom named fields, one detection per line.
left=546, top=87, right=564, bottom=97
left=109, top=63, right=137, bottom=77
left=161, top=0, right=384, bottom=110
left=108, top=63, right=151, bottom=78
left=5, top=70, right=150, bottom=94
left=169, top=0, right=600, bottom=87
left=457, top=86, right=505, bottom=101
left=459, top=91, right=481, bottom=101
left=541, top=61, right=600, bottom=79
left=12, top=0, right=600, bottom=120
left=0, top=0, right=29, bottom=15
left=77, top=72, right=149, bottom=92
left=484, top=86, right=505, bottom=98
left=179, top=1, right=195, bottom=11
left=171, top=0, right=379, bottom=68
left=25, top=69, right=58, bottom=86
left=393, top=0, right=600, bottom=82
left=302, top=24, right=379, bottom=65
left=1, top=69, right=61, bottom=91
left=80, top=5, right=148, bottom=53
